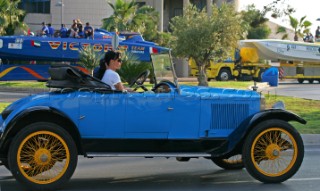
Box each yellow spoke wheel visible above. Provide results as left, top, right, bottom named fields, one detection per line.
left=251, top=128, right=297, bottom=177
left=8, top=122, right=77, bottom=191
left=243, top=120, right=304, bottom=183
left=17, top=131, right=70, bottom=184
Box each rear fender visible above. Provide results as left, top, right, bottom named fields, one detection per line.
left=0, top=106, right=84, bottom=155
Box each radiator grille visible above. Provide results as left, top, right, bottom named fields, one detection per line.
left=211, top=103, right=249, bottom=130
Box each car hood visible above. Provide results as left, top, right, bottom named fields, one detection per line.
left=179, top=85, right=261, bottom=100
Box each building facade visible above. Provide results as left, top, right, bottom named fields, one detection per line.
left=20, top=0, right=238, bottom=34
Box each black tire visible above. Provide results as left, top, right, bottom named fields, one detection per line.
left=8, top=122, right=78, bottom=191
left=211, top=154, right=244, bottom=170
left=243, top=120, right=304, bottom=183
left=308, top=79, right=314, bottom=84
left=298, top=79, right=304, bottom=84
left=216, top=68, right=232, bottom=81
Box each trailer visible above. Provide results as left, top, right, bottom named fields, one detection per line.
left=190, top=39, right=320, bottom=83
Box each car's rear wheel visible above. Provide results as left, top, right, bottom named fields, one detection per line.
left=243, top=120, right=304, bottom=183
left=211, top=154, right=244, bottom=170
left=8, top=122, right=77, bottom=191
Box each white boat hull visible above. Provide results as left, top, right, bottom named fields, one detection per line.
left=240, top=39, right=320, bottom=62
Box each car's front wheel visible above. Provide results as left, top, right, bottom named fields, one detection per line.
left=8, top=122, right=78, bottom=191
left=243, top=120, right=304, bottom=183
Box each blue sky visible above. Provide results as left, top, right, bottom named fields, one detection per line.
left=239, top=0, right=319, bottom=33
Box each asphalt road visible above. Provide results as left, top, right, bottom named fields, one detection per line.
left=0, top=145, right=319, bottom=191
left=266, top=80, right=320, bottom=100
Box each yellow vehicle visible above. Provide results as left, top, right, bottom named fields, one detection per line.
left=190, top=43, right=320, bottom=83
left=279, top=61, right=320, bottom=83
left=189, top=48, right=270, bottom=81
left=239, top=39, right=320, bottom=84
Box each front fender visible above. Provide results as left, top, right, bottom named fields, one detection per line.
left=249, top=109, right=306, bottom=126
left=215, top=109, right=306, bottom=157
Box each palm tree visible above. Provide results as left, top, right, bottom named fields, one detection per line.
left=276, top=26, right=289, bottom=40
left=277, top=16, right=312, bottom=41
left=130, top=5, right=159, bottom=40
left=102, top=0, right=159, bottom=40
left=289, top=15, right=312, bottom=41
left=117, top=51, right=150, bottom=85
left=0, top=0, right=10, bottom=35
left=79, top=46, right=104, bottom=76
left=5, top=0, right=26, bottom=35
left=102, top=0, right=137, bottom=32
left=0, top=0, right=26, bottom=35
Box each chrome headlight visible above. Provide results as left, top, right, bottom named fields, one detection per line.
left=260, top=96, right=266, bottom=111
left=272, top=101, right=285, bottom=110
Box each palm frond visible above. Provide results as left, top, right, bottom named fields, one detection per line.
left=117, top=51, right=151, bottom=84
left=79, top=46, right=104, bottom=75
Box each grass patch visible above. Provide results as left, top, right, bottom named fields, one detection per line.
left=0, top=81, right=46, bottom=88
left=265, top=94, right=320, bottom=134
left=180, top=81, right=253, bottom=90
left=0, top=103, right=10, bottom=112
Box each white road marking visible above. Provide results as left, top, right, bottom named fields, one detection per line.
left=211, top=177, right=320, bottom=185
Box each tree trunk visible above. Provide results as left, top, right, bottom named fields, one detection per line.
left=197, top=64, right=208, bottom=86
left=294, top=33, right=298, bottom=41
left=88, top=69, right=93, bottom=76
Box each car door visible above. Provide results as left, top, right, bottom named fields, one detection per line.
left=78, top=91, right=106, bottom=138
left=124, top=92, right=174, bottom=139
left=78, top=91, right=126, bottom=138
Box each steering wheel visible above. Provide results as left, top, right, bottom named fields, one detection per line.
left=129, top=70, right=150, bottom=91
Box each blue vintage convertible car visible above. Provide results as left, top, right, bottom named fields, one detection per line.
left=0, top=52, right=306, bottom=191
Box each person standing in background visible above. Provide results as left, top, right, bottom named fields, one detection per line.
left=84, top=22, right=94, bottom=39
left=48, top=23, right=55, bottom=37
left=40, top=22, right=49, bottom=36
left=77, top=19, right=84, bottom=38
left=315, top=26, right=320, bottom=42
left=60, top=24, right=68, bottom=38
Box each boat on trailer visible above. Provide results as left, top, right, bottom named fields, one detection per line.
left=0, top=29, right=168, bottom=62
left=0, top=29, right=168, bottom=81
left=240, top=39, right=320, bottom=63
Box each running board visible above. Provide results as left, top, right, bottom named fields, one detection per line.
left=86, top=152, right=212, bottom=158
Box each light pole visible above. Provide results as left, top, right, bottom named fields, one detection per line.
left=56, top=0, right=64, bottom=25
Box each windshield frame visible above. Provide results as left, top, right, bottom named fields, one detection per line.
left=150, top=51, right=179, bottom=90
